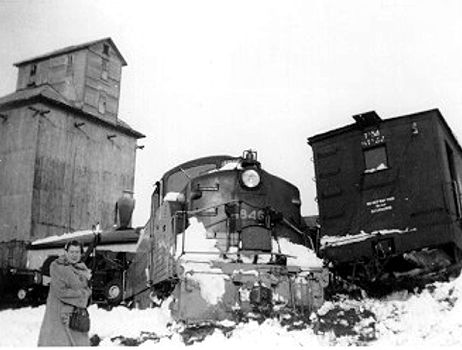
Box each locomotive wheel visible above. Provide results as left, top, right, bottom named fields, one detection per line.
left=104, top=280, right=123, bottom=305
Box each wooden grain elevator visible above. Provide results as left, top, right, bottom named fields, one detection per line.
left=0, top=38, right=145, bottom=268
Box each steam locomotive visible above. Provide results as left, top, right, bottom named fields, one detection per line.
left=124, top=150, right=328, bottom=321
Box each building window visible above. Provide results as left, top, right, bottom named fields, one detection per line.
left=98, top=93, right=107, bottom=114
left=66, top=54, right=73, bottom=75
left=364, top=145, right=388, bottom=173
left=30, top=64, right=37, bottom=76
left=101, top=58, right=108, bottom=80
left=103, top=44, right=110, bottom=56
left=27, top=64, right=38, bottom=86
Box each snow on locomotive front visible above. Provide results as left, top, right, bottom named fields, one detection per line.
left=142, top=150, right=328, bottom=322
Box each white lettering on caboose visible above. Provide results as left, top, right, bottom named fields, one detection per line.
left=366, top=196, right=395, bottom=214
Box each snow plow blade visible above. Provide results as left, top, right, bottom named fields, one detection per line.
left=170, top=261, right=329, bottom=323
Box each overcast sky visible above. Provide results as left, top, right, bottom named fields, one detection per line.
left=2, top=0, right=462, bottom=226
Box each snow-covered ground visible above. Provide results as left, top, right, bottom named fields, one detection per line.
left=2, top=273, right=462, bottom=347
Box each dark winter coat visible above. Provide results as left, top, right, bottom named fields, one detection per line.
left=38, top=255, right=92, bottom=346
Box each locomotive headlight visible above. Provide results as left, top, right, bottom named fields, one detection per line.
left=241, top=169, right=261, bottom=188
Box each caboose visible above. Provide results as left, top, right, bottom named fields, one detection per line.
left=308, top=109, right=462, bottom=287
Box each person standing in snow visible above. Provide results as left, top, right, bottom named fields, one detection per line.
left=38, top=240, right=92, bottom=346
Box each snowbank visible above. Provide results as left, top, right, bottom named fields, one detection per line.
left=93, top=299, right=173, bottom=345
left=0, top=306, right=44, bottom=347
left=313, top=273, right=462, bottom=346
left=3, top=273, right=462, bottom=347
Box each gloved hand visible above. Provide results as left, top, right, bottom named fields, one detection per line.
left=60, top=304, right=74, bottom=327
left=61, top=311, right=71, bottom=326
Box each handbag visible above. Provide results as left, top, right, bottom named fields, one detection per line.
left=69, top=307, right=90, bottom=333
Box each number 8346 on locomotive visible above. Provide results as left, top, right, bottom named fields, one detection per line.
left=125, top=150, right=329, bottom=322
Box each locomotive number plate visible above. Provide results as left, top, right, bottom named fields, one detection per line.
left=230, top=209, right=265, bottom=221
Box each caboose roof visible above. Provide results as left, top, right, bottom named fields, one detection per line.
left=307, top=108, right=462, bottom=154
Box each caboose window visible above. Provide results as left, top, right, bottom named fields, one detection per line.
left=364, top=145, right=388, bottom=173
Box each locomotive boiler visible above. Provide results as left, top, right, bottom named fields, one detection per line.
left=125, top=150, right=328, bottom=321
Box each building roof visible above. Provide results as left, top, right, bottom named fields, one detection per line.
left=0, top=85, right=68, bottom=106
left=13, top=37, right=128, bottom=67
left=0, top=85, right=145, bottom=139
left=307, top=108, right=462, bottom=155
left=309, top=109, right=430, bottom=144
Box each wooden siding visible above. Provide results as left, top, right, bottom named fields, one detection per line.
left=30, top=103, right=136, bottom=239
left=16, top=51, right=87, bottom=104
left=82, top=44, right=122, bottom=121
left=0, top=108, right=37, bottom=243
left=2, top=39, right=137, bottom=268
left=311, top=111, right=452, bottom=239
left=0, top=241, right=27, bottom=268
left=16, top=39, right=123, bottom=123
left=435, top=119, right=462, bottom=221
left=0, top=102, right=138, bottom=268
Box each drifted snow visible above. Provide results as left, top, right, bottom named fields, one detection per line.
left=3, top=273, right=462, bottom=347
left=207, top=160, right=242, bottom=173
left=175, top=217, right=220, bottom=257
left=93, top=298, right=173, bottom=344
left=274, top=238, right=323, bottom=269
left=30, top=229, right=95, bottom=246
left=175, top=217, right=226, bottom=305
left=364, top=163, right=388, bottom=173
left=174, top=217, right=324, bottom=304
left=321, top=228, right=417, bottom=247
left=180, top=260, right=228, bottom=305
left=321, top=232, right=370, bottom=246
left=164, top=192, right=185, bottom=202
